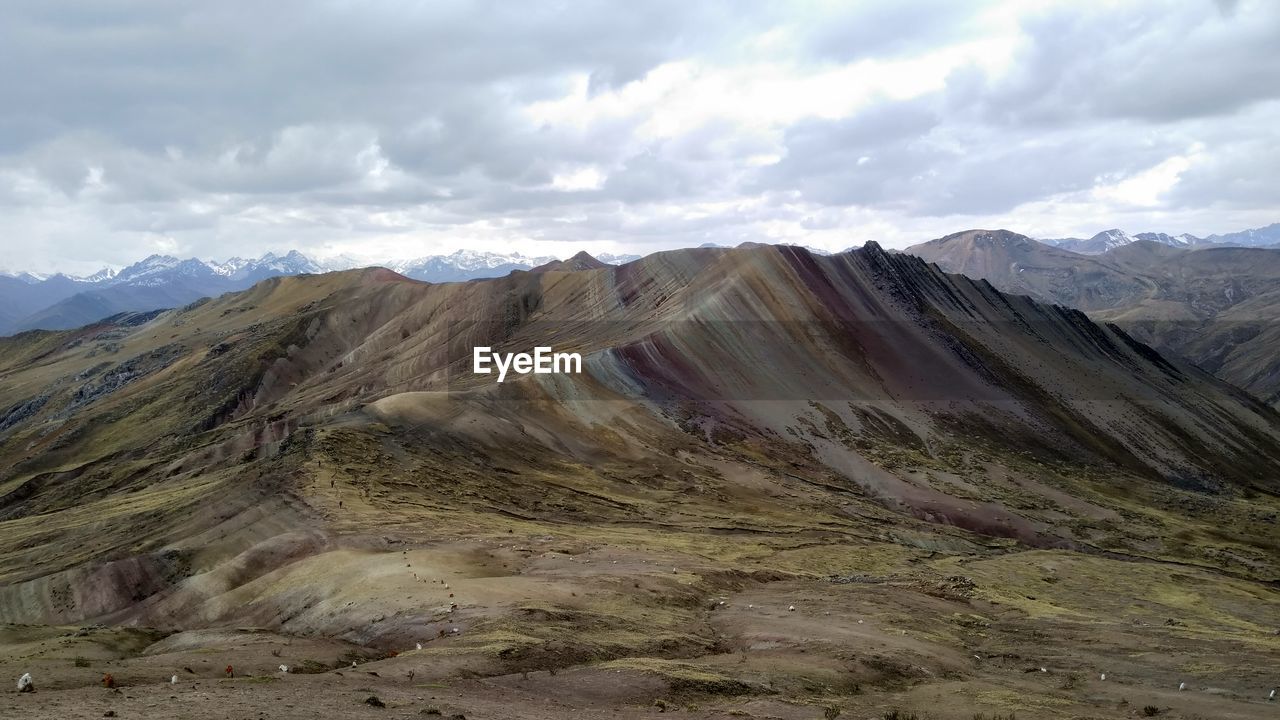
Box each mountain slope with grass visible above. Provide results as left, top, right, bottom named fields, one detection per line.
left=2, top=245, right=1278, bottom=719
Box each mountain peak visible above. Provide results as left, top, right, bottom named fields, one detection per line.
left=927, top=228, right=1036, bottom=249
left=531, top=251, right=608, bottom=273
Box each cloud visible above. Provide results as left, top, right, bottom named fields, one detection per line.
left=0, top=0, right=1276, bottom=273
left=967, top=0, right=1280, bottom=124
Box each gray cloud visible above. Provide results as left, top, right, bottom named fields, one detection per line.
left=969, top=1, right=1280, bottom=125
left=0, top=0, right=1276, bottom=272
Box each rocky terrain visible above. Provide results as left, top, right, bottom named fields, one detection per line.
left=908, top=230, right=1280, bottom=407
left=1, top=245, right=1278, bottom=719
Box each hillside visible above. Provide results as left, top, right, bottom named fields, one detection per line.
left=903, top=229, right=1154, bottom=310
left=0, top=250, right=642, bottom=336
left=908, top=232, right=1280, bottom=406
left=1, top=246, right=1278, bottom=718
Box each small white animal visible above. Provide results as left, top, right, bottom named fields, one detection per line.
left=1270, top=688, right=1276, bottom=700
left=1100, top=673, right=1107, bottom=681
left=1040, top=667, right=1047, bottom=673
left=279, top=665, right=289, bottom=674
left=17, top=673, right=34, bottom=693
left=788, top=605, right=795, bottom=612
left=416, top=643, right=423, bottom=651
left=170, top=675, right=178, bottom=685
left=1178, top=681, right=1186, bottom=691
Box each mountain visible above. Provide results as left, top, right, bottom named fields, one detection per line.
left=209, top=250, right=323, bottom=282
left=1093, top=244, right=1280, bottom=406
left=2, top=244, right=1278, bottom=714
left=0, top=271, right=51, bottom=283
left=908, top=231, right=1280, bottom=406
left=1041, top=228, right=1201, bottom=254
left=905, top=229, right=1153, bottom=310
left=1206, top=222, right=1280, bottom=247
left=0, top=250, right=645, bottom=335
left=0, top=274, right=96, bottom=334
left=387, top=249, right=558, bottom=282
left=596, top=252, right=642, bottom=264
left=12, top=256, right=251, bottom=335
left=1048, top=228, right=1138, bottom=254
left=1040, top=222, right=1280, bottom=254
left=1134, top=231, right=1199, bottom=247
left=530, top=250, right=609, bottom=272
left=22, top=227, right=1276, bottom=336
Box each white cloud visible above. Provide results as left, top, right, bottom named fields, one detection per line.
left=0, top=0, right=1275, bottom=272
left=550, top=166, right=606, bottom=191
left=1092, top=148, right=1200, bottom=208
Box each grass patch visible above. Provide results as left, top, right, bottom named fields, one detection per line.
left=599, top=658, right=755, bottom=696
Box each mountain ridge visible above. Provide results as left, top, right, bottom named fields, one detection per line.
left=2, top=243, right=1278, bottom=714
left=906, top=229, right=1280, bottom=406
left=0, top=248, right=644, bottom=335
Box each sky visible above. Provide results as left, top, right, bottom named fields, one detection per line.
left=1, top=0, right=1278, bottom=274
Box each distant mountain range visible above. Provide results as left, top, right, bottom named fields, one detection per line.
left=2, top=221, right=1276, bottom=337
left=906, top=228, right=1280, bottom=406
left=1040, top=223, right=1280, bottom=254
left=0, top=249, right=642, bottom=335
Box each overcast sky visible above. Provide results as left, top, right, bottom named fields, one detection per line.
left=1, top=0, right=1278, bottom=273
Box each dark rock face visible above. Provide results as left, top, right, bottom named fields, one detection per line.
left=68, top=344, right=185, bottom=411
left=0, top=395, right=49, bottom=432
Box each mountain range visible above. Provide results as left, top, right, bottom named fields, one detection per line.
left=1039, top=222, right=1280, bottom=254
left=907, top=229, right=1280, bottom=406
left=0, top=249, right=641, bottom=336
left=2, top=243, right=1278, bottom=716
left=4, top=223, right=1276, bottom=338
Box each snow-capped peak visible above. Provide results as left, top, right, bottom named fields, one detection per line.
left=1090, top=229, right=1134, bottom=250
left=113, top=255, right=185, bottom=284
left=0, top=270, right=50, bottom=284
left=254, top=250, right=321, bottom=273
left=388, top=250, right=557, bottom=273
left=1134, top=232, right=1199, bottom=248
left=205, top=251, right=323, bottom=279
left=77, top=267, right=119, bottom=283
left=208, top=257, right=251, bottom=276
left=444, top=248, right=557, bottom=270
left=596, top=252, right=642, bottom=265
